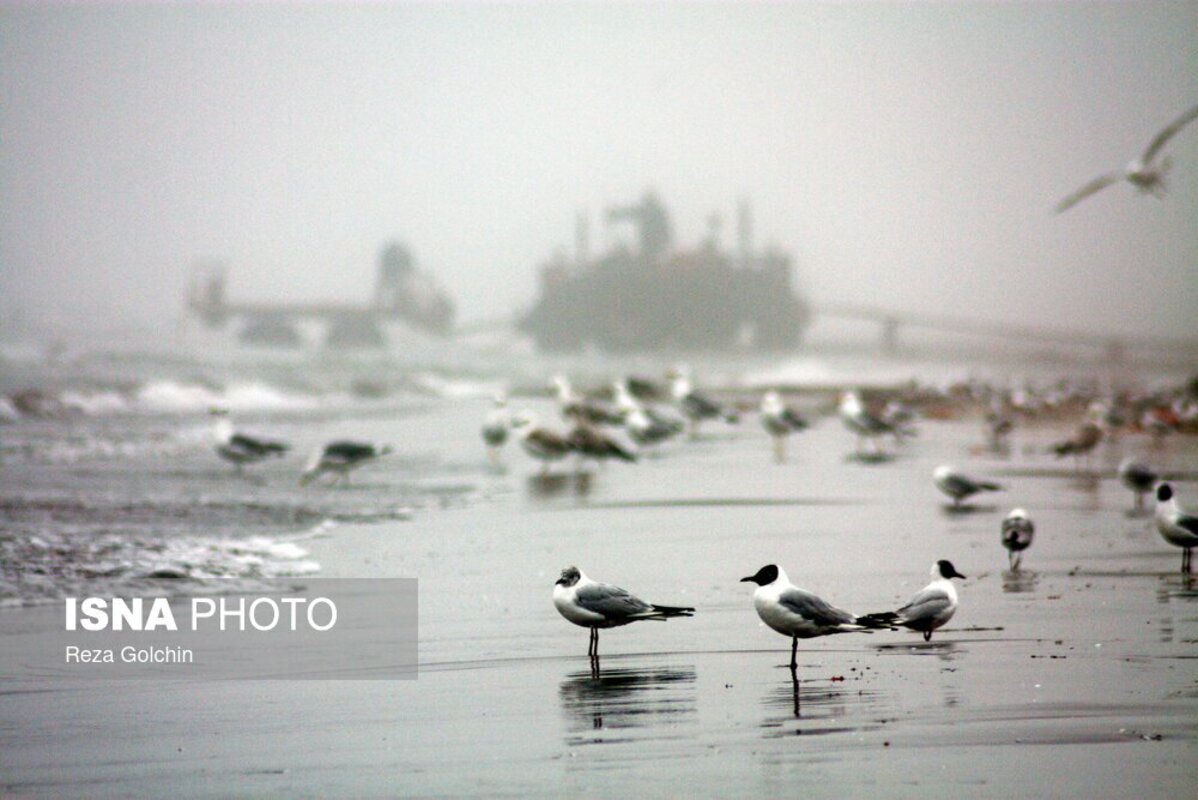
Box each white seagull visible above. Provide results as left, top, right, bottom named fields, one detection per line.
left=1155, top=483, right=1198, bottom=574
left=480, top=393, right=511, bottom=467
left=1001, top=508, right=1035, bottom=570
left=210, top=409, right=288, bottom=473
left=669, top=368, right=738, bottom=437
left=859, top=560, right=966, bottom=642
left=933, top=465, right=1004, bottom=507
left=1118, top=458, right=1159, bottom=513
left=839, top=391, right=899, bottom=455
left=1056, top=103, right=1198, bottom=213
left=759, top=391, right=809, bottom=462
left=553, top=566, right=694, bottom=658
left=740, top=564, right=891, bottom=669
left=300, top=441, right=391, bottom=486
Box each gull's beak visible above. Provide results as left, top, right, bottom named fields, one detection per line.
left=739, top=576, right=754, bottom=583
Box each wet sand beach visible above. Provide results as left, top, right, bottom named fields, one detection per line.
left=2, top=396, right=1196, bottom=797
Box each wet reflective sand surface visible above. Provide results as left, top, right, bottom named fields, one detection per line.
left=2, top=399, right=1196, bottom=796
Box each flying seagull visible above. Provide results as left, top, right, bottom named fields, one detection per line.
left=1056, top=103, right=1198, bottom=213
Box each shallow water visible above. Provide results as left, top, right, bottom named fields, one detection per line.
left=2, top=368, right=1197, bottom=796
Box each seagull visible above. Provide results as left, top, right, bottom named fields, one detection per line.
left=613, top=380, right=683, bottom=447
left=1001, top=508, right=1035, bottom=570
left=759, top=391, right=809, bottom=462
left=859, top=560, right=966, bottom=642
left=300, top=441, right=391, bottom=486
left=511, top=411, right=573, bottom=474
left=480, top=393, right=511, bottom=467
left=984, top=397, right=1015, bottom=450
left=567, top=422, right=637, bottom=467
left=933, top=465, right=1004, bottom=507
left=209, top=409, right=288, bottom=472
left=740, top=564, right=892, bottom=669
left=553, top=566, right=694, bottom=658
left=1056, top=103, right=1198, bottom=213
left=669, top=368, right=738, bottom=437
left=1050, top=420, right=1103, bottom=472
left=1118, top=458, right=1159, bottom=512
left=1154, top=483, right=1198, bottom=573
left=550, top=375, right=623, bottom=427
left=838, top=391, right=899, bottom=456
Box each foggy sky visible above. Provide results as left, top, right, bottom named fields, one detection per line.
left=1, top=2, right=1196, bottom=342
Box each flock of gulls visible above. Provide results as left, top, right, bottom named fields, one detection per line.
left=491, top=367, right=1198, bottom=673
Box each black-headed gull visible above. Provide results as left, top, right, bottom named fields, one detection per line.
left=553, top=566, right=694, bottom=657
left=1155, top=483, right=1198, bottom=573
left=740, top=564, right=891, bottom=669
left=860, top=560, right=966, bottom=642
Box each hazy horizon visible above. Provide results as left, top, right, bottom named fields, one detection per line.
left=2, top=2, right=1196, bottom=344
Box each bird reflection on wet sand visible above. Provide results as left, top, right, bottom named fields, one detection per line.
left=526, top=471, right=592, bottom=501
left=558, top=664, right=696, bottom=741
left=761, top=665, right=888, bottom=734
left=1003, top=569, right=1041, bottom=594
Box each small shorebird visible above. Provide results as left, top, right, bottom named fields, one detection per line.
left=553, top=566, right=693, bottom=658
left=859, top=560, right=966, bottom=642
left=1056, top=103, right=1198, bottom=213
left=1001, top=509, right=1035, bottom=570
left=740, top=564, right=891, bottom=670
left=933, top=465, right=1004, bottom=508
left=1155, top=483, right=1198, bottom=574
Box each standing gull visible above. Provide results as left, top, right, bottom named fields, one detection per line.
left=669, top=368, right=738, bottom=438
left=1118, top=458, right=1159, bottom=513
left=210, top=410, right=288, bottom=473
left=740, top=564, right=891, bottom=669
left=1056, top=103, right=1198, bottom=213
left=553, top=566, right=694, bottom=658
left=859, top=560, right=966, bottom=642
left=759, top=391, right=809, bottom=463
left=1155, top=483, right=1198, bottom=574
left=300, top=441, right=391, bottom=486
left=480, top=393, right=511, bottom=467
left=511, top=412, right=573, bottom=475
left=839, top=391, right=899, bottom=456
left=1001, top=508, right=1035, bottom=570
left=933, top=465, right=1004, bottom=508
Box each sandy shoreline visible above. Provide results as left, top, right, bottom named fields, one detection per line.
left=3, top=408, right=1197, bottom=797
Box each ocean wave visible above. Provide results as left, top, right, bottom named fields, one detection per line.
left=0, top=526, right=324, bottom=604
left=0, top=378, right=324, bottom=421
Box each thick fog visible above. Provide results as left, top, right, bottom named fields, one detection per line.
left=1, top=3, right=1195, bottom=342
